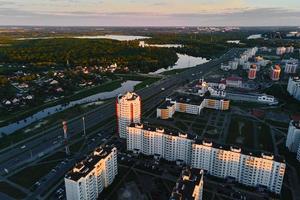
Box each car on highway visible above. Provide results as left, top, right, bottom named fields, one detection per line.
left=20, top=145, right=26, bottom=149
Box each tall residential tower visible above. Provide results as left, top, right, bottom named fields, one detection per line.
left=116, top=92, right=141, bottom=138
left=65, top=146, right=118, bottom=200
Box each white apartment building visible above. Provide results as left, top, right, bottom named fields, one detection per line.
left=65, top=146, right=118, bottom=200
left=127, top=123, right=194, bottom=165
left=157, top=96, right=229, bottom=119
left=191, top=140, right=285, bottom=194
left=286, top=121, right=300, bottom=152
left=276, top=47, right=286, bottom=55
left=170, top=168, right=204, bottom=200
left=287, top=76, right=300, bottom=101
left=284, top=59, right=298, bottom=74
left=226, top=77, right=243, bottom=88
left=116, top=92, right=141, bottom=138
left=229, top=60, right=238, bottom=70
left=297, top=145, right=300, bottom=162
left=127, top=123, right=286, bottom=194
left=220, top=63, right=231, bottom=71
left=286, top=46, right=294, bottom=53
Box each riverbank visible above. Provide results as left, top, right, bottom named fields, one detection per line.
left=0, top=80, right=123, bottom=128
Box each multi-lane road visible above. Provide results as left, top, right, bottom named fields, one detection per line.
left=0, top=48, right=242, bottom=178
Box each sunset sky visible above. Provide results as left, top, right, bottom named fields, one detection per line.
left=0, top=0, right=299, bottom=26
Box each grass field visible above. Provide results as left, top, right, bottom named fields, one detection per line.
left=227, top=116, right=254, bottom=149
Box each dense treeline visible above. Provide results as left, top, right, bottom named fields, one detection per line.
left=146, top=32, right=247, bottom=58
left=0, top=38, right=178, bottom=73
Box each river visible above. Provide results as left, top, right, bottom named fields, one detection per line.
left=149, top=53, right=209, bottom=74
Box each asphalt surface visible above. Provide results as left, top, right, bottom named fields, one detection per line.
left=0, top=48, right=242, bottom=178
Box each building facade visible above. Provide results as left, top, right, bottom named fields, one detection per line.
left=170, top=168, right=204, bottom=200
left=127, top=123, right=194, bottom=165
left=286, top=121, right=300, bottom=153
left=276, top=47, right=286, bottom=55
left=127, top=123, right=286, bottom=194
left=65, top=146, right=118, bottom=200
left=226, top=77, right=243, bottom=88
left=297, top=145, right=300, bottom=162
left=191, top=140, right=285, bottom=194
left=270, top=65, right=281, bottom=81
left=287, top=76, right=300, bottom=101
left=248, top=64, right=257, bottom=80
left=285, top=59, right=298, bottom=74
left=157, top=96, right=229, bottom=119
left=116, top=92, right=141, bottom=138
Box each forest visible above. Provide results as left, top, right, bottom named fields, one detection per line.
left=0, top=38, right=178, bottom=73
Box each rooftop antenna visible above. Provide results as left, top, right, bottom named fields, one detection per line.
left=62, top=121, right=70, bottom=155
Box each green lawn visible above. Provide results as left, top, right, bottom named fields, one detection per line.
left=257, top=123, right=274, bottom=152
left=174, top=121, right=188, bottom=131
left=226, top=116, right=255, bottom=149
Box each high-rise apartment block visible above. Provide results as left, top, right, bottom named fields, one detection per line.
left=127, top=123, right=286, bottom=194
left=127, top=123, right=194, bottom=165
left=287, top=76, right=300, bottom=101
left=285, top=59, right=298, bottom=74
left=248, top=64, right=257, bottom=80
left=297, top=145, right=300, bottom=162
left=191, top=140, right=285, bottom=194
left=170, top=168, right=204, bottom=200
left=270, top=65, right=281, bottom=81
left=65, top=146, right=118, bottom=200
left=286, top=121, right=300, bottom=153
left=276, top=47, right=286, bottom=55
left=116, top=92, right=141, bottom=138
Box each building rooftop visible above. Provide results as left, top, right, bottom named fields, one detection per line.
left=273, top=64, right=281, bottom=70
left=173, top=95, right=206, bottom=105
left=291, top=76, right=300, bottom=82
left=129, top=123, right=195, bottom=140
left=65, top=146, right=115, bottom=182
left=194, top=139, right=285, bottom=163
left=250, top=64, right=257, bottom=69
left=170, top=168, right=203, bottom=200
left=158, top=100, right=175, bottom=109
left=118, top=92, right=139, bottom=101
left=292, top=120, right=300, bottom=129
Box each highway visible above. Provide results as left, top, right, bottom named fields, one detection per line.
left=0, top=48, right=242, bottom=177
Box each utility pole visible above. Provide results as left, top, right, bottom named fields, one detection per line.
left=82, top=117, right=87, bottom=139
left=62, top=121, right=70, bottom=155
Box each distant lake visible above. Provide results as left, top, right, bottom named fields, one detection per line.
left=247, top=34, right=263, bottom=40
left=16, top=35, right=151, bottom=41
left=0, top=80, right=140, bottom=135
left=73, top=35, right=150, bottom=41
left=227, top=40, right=240, bottom=44
left=149, top=53, right=209, bottom=74
left=145, top=44, right=183, bottom=48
